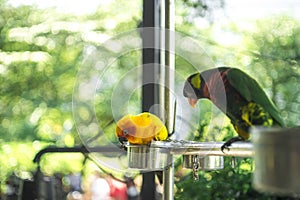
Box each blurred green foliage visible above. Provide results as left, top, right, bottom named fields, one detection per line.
left=175, top=157, right=295, bottom=200
left=1, top=0, right=300, bottom=199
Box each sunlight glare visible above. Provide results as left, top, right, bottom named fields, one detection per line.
left=8, top=0, right=114, bottom=15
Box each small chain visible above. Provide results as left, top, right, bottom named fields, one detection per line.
left=192, top=155, right=200, bottom=182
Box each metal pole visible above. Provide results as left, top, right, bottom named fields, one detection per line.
left=164, top=0, right=175, bottom=135
left=163, top=156, right=174, bottom=200
left=141, top=0, right=175, bottom=198
left=141, top=0, right=161, bottom=199
left=163, top=0, right=175, bottom=200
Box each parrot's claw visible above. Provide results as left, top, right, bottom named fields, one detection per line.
left=221, top=144, right=230, bottom=153
left=221, top=136, right=245, bottom=154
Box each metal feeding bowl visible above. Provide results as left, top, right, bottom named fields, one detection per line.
left=182, top=155, right=224, bottom=170
left=126, top=141, right=226, bottom=171
left=127, top=144, right=172, bottom=171
left=252, top=127, right=300, bottom=197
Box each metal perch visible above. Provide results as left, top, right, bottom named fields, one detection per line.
left=151, top=140, right=253, bottom=157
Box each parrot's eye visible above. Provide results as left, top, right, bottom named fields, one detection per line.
left=123, top=130, right=129, bottom=135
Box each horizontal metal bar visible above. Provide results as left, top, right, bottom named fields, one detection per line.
left=150, top=141, right=254, bottom=157
left=34, top=141, right=253, bottom=164
left=33, top=145, right=125, bottom=163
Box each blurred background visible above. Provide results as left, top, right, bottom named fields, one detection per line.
left=1, top=0, right=300, bottom=199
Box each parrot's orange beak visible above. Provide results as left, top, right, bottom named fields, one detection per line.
left=188, top=98, right=198, bottom=108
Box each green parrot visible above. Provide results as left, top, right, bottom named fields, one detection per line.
left=183, top=67, right=284, bottom=152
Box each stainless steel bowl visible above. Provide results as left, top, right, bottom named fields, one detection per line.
left=252, top=127, right=300, bottom=197
left=182, top=155, right=224, bottom=170
left=127, top=144, right=172, bottom=171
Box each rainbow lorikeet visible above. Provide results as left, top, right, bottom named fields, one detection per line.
left=183, top=67, right=284, bottom=152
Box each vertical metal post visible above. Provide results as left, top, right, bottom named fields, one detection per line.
left=142, top=0, right=175, bottom=199
left=163, top=0, right=175, bottom=200
left=164, top=0, right=175, bottom=139
left=141, top=0, right=161, bottom=199
left=163, top=163, right=174, bottom=200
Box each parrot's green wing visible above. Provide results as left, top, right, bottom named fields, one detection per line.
left=226, top=68, right=284, bottom=126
